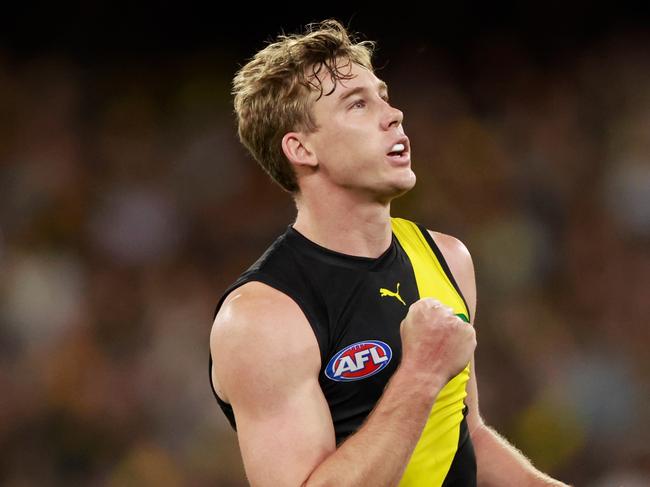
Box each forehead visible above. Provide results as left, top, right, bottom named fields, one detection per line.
left=309, top=61, right=386, bottom=106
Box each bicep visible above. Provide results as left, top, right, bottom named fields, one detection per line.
left=234, top=374, right=335, bottom=486
left=465, top=357, right=484, bottom=433
left=428, top=231, right=483, bottom=430
left=211, top=282, right=335, bottom=486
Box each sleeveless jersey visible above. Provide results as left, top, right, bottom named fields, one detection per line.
left=209, top=217, right=476, bottom=486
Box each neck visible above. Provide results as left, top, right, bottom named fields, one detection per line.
left=293, top=188, right=393, bottom=258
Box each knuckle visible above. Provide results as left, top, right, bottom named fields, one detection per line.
left=410, top=299, right=428, bottom=312
left=421, top=297, right=440, bottom=307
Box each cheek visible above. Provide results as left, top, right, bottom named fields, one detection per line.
left=315, top=124, right=380, bottom=177
left=331, top=129, right=377, bottom=163
left=317, top=130, right=356, bottom=165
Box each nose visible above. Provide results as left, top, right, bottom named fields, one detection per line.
left=381, top=102, right=404, bottom=130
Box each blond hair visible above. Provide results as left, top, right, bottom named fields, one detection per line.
left=232, top=19, right=376, bottom=193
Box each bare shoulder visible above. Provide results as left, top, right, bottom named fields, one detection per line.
left=210, top=280, right=321, bottom=406
left=211, top=282, right=335, bottom=485
left=427, top=230, right=477, bottom=321
left=427, top=231, right=473, bottom=270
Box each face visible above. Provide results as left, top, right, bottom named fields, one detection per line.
left=303, top=61, right=416, bottom=201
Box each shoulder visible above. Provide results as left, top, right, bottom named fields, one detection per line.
left=210, top=281, right=321, bottom=402
left=211, top=280, right=319, bottom=359
left=427, top=230, right=473, bottom=273
left=426, top=230, right=477, bottom=322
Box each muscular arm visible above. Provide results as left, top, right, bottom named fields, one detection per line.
left=430, top=230, right=570, bottom=487
left=210, top=281, right=451, bottom=487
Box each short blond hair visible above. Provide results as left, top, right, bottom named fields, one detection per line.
left=232, top=19, right=376, bottom=193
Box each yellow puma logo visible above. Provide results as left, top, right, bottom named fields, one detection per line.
left=379, top=282, right=406, bottom=306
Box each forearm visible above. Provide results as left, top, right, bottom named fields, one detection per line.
left=303, top=366, right=444, bottom=487
left=472, top=423, right=571, bottom=487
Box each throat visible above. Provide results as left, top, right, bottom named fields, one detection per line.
left=292, top=217, right=393, bottom=259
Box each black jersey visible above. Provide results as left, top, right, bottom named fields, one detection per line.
left=209, top=217, right=476, bottom=486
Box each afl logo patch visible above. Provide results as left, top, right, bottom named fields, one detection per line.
left=325, top=340, right=393, bottom=382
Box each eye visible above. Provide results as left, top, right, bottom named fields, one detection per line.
left=350, top=99, right=366, bottom=109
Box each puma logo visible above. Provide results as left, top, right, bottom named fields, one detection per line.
left=379, top=282, right=406, bottom=306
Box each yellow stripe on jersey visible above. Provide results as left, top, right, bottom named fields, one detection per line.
left=390, top=217, right=471, bottom=487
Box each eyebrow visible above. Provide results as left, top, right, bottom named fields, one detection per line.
left=337, top=80, right=389, bottom=104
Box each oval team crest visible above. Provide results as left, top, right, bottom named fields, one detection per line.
left=325, top=340, right=393, bottom=382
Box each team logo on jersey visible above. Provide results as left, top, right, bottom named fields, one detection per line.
left=379, top=282, right=406, bottom=306
left=325, top=340, right=393, bottom=382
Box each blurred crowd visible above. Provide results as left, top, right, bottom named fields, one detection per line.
left=1, top=30, right=649, bottom=486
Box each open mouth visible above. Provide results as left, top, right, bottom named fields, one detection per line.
left=387, top=142, right=410, bottom=164
left=388, top=143, right=406, bottom=157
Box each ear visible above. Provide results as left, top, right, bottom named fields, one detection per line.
left=281, top=132, right=318, bottom=168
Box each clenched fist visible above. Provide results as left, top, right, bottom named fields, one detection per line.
left=400, top=298, right=476, bottom=384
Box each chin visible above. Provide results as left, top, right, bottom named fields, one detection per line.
left=395, top=168, right=417, bottom=191
left=382, top=170, right=417, bottom=201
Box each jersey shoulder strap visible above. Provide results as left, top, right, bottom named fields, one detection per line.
left=390, top=217, right=471, bottom=322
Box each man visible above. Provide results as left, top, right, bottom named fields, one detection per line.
left=209, top=19, right=569, bottom=486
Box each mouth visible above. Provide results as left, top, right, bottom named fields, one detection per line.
left=386, top=137, right=411, bottom=166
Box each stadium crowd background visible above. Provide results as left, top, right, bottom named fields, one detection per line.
left=1, top=6, right=649, bottom=486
